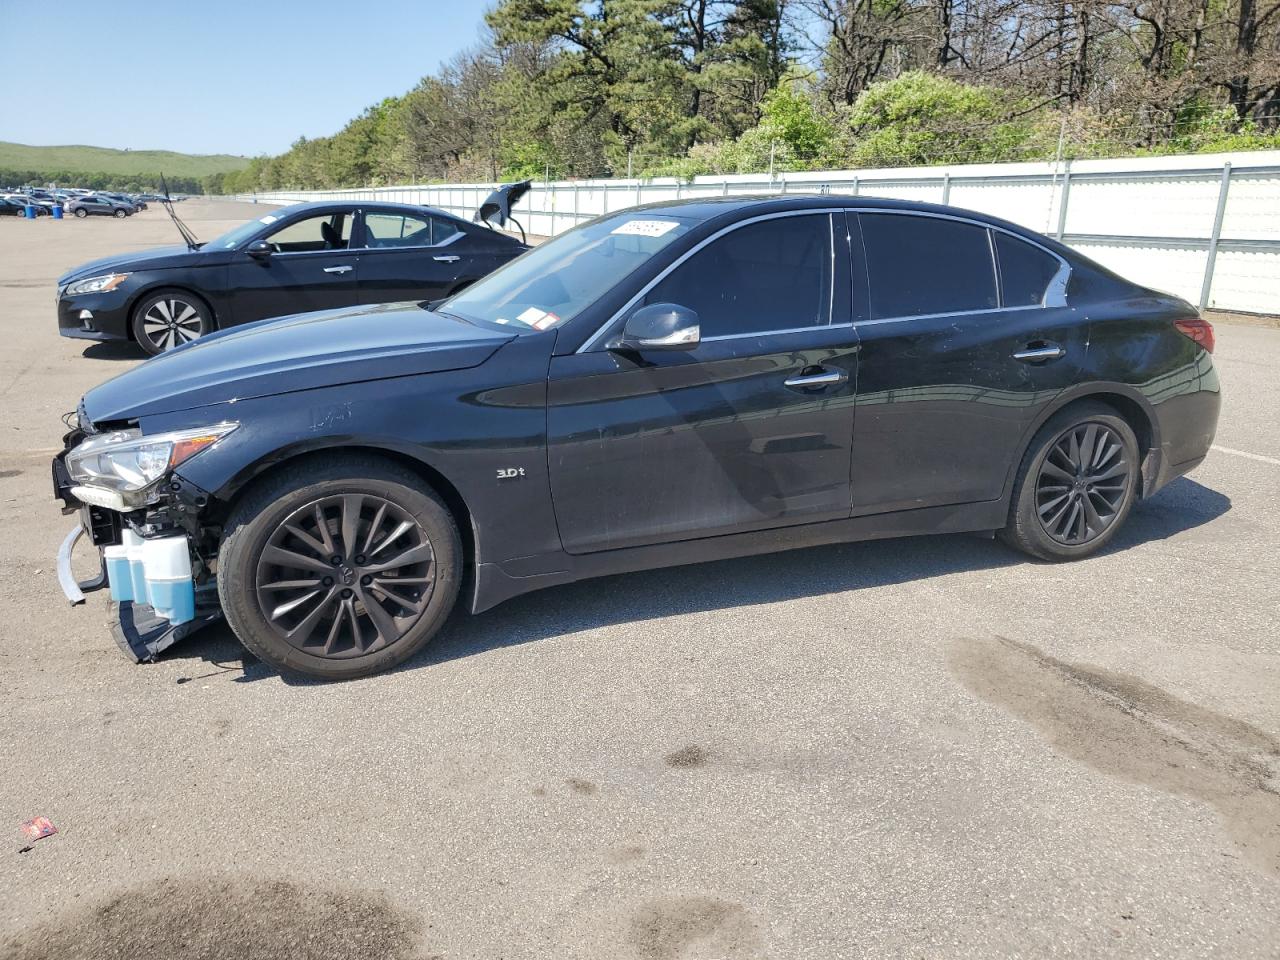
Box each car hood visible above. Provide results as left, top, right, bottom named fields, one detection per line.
left=82, top=302, right=516, bottom=422
left=59, top=244, right=203, bottom=286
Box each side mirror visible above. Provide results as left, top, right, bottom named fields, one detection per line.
left=246, top=239, right=273, bottom=259
left=612, top=302, right=700, bottom=352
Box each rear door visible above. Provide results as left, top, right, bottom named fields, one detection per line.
left=225, top=210, right=359, bottom=325
left=849, top=211, right=1086, bottom=515
left=547, top=211, right=859, bottom=554
left=355, top=210, right=470, bottom=303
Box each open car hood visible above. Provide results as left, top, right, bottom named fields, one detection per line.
left=83, top=302, right=515, bottom=422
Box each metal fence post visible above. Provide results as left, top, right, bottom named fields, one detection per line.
left=573, top=181, right=579, bottom=224
left=1199, top=162, right=1232, bottom=311
left=851, top=176, right=859, bottom=197
left=941, top=172, right=951, bottom=206
left=1055, top=162, right=1072, bottom=240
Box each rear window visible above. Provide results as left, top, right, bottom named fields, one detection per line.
left=994, top=232, right=1061, bottom=307
left=861, top=213, right=998, bottom=319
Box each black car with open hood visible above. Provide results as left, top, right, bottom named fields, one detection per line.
left=56, top=190, right=529, bottom=356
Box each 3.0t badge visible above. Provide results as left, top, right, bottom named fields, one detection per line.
left=496, top=467, right=525, bottom=479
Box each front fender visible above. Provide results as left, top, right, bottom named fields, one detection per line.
left=151, top=335, right=560, bottom=569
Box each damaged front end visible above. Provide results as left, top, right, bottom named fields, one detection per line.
left=52, top=409, right=229, bottom=662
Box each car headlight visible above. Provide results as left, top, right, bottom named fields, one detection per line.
left=66, top=423, right=237, bottom=504
left=65, top=273, right=131, bottom=296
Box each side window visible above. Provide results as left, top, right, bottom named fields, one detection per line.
left=861, top=214, right=997, bottom=319
left=431, top=217, right=462, bottom=245
left=994, top=232, right=1061, bottom=307
left=266, top=213, right=351, bottom=253
left=364, top=213, right=431, bottom=248
left=645, top=214, right=832, bottom=337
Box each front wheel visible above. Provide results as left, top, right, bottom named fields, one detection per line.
left=1000, top=402, right=1140, bottom=561
left=217, top=457, right=462, bottom=680
left=131, top=290, right=212, bottom=355
left=114, top=208, right=127, bottom=218
left=74, top=208, right=87, bottom=218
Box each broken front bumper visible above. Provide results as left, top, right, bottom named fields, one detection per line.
left=53, top=448, right=221, bottom=663
left=56, top=518, right=221, bottom=662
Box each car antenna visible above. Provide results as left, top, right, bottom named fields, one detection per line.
left=160, top=174, right=200, bottom=251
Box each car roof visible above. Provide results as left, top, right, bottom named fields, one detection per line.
left=628, top=193, right=1075, bottom=259
left=276, top=199, right=466, bottom=221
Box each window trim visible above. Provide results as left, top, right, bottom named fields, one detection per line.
left=853, top=208, right=1071, bottom=325
left=577, top=208, right=847, bottom=353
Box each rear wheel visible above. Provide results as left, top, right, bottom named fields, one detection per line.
left=131, top=290, right=211, bottom=355
left=218, top=457, right=462, bottom=680
left=1000, top=402, right=1140, bottom=561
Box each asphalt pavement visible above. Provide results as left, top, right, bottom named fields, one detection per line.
left=0, top=200, right=1277, bottom=960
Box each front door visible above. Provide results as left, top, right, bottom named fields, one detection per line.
left=850, top=212, right=1088, bottom=514
left=547, top=212, right=859, bottom=554
left=226, top=210, right=359, bottom=325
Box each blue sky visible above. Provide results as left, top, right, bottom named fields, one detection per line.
left=1, top=0, right=490, bottom=156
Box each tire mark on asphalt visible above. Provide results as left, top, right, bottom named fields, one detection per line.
left=0, top=875, right=429, bottom=960
left=948, top=636, right=1280, bottom=877
left=628, top=896, right=757, bottom=960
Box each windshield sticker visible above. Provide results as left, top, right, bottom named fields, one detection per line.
left=517, top=306, right=551, bottom=327
left=258, top=215, right=278, bottom=225
left=531, top=311, right=560, bottom=330
left=611, top=219, right=679, bottom=238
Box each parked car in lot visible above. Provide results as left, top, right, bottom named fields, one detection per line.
left=0, top=197, right=30, bottom=216
left=56, top=198, right=529, bottom=355
left=2, top=193, right=53, bottom=214
left=67, top=195, right=133, bottom=218
left=52, top=195, right=1221, bottom=680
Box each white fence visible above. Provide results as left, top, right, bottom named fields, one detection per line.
left=240, top=150, right=1280, bottom=315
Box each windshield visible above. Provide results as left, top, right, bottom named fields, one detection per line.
left=439, top=212, right=693, bottom=330
left=206, top=208, right=295, bottom=250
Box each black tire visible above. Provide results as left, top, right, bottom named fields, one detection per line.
left=74, top=207, right=87, bottom=218
left=1000, top=401, right=1140, bottom=561
left=114, top=208, right=127, bottom=218
left=130, top=289, right=213, bottom=355
left=217, top=456, right=462, bottom=680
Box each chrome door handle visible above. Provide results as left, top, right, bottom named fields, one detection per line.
left=323, top=265, right=353, bottom=274
left=784, top=368, right=847, bottom=390
left=1013, top=343, right=1066, bottom=362
left=433, top=255, right=460, bottom=263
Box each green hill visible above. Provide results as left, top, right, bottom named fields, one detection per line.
left=0, top=142, right=249, bottom=179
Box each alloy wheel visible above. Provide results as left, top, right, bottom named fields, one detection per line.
left=254, top=494, right=437, bottom=659
left=140, top=298, right=204, bottom=351
left=1034, top=422, right=1131, bottom=545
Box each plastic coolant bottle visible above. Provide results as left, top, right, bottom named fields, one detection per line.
left=141, top=535, right=195, bottom=625
left=126, top=529, right=148, bottom=603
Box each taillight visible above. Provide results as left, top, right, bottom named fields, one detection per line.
left=1174, top=317, right=1215, bottom=353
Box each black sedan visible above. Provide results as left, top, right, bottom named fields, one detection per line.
left=52, top=194, right=1220, bottom=679
left=56, top=198, right=528, bottom=355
